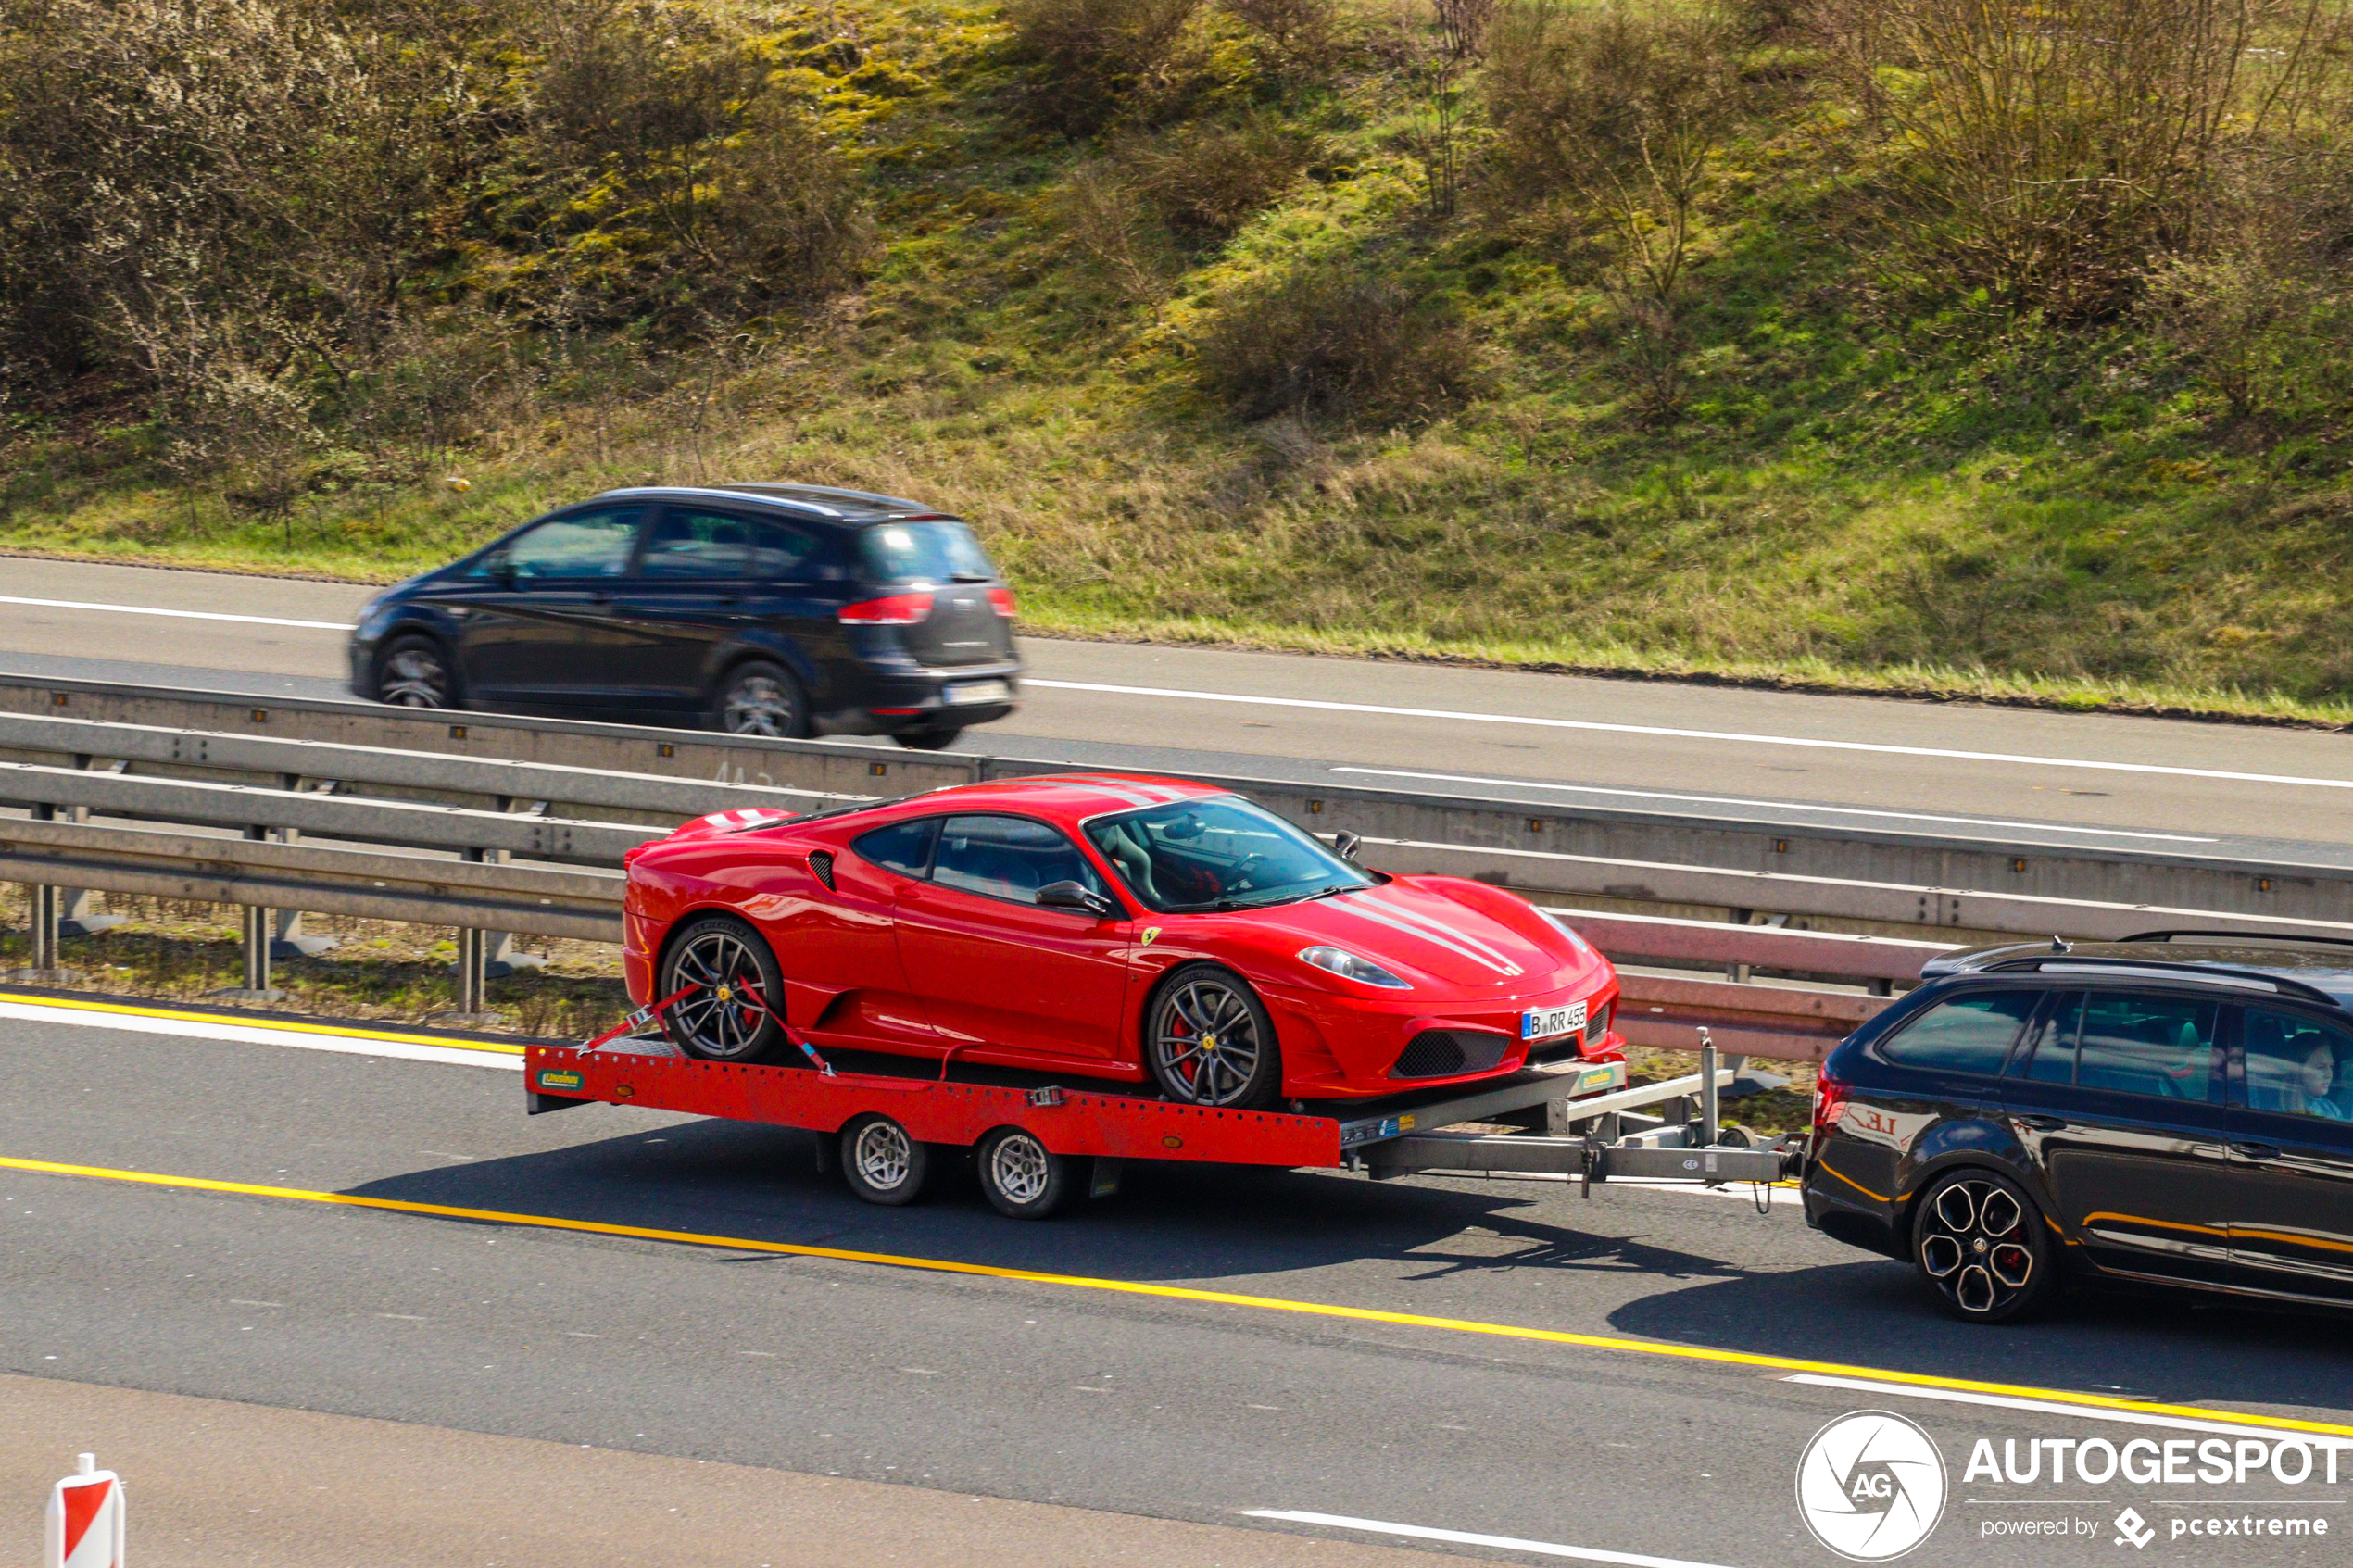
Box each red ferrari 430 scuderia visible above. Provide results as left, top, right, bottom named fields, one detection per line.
left=622, top=773, right=1622, bottom=1108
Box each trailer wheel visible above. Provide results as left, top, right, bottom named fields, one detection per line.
left=975, top=1127, right=1070, bottom=1220
left=840, top=1114, right=930, bottom=1206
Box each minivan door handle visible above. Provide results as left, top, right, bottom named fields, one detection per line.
left=2230, top=1142, right=2284, bottom=1160
left=2012, top=1114, right=2067, bottom=1131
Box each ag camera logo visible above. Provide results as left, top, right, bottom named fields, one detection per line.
left=1796, top=1411, right=1948, bottom=1561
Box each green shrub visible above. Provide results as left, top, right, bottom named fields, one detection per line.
left=1114, top=115, right=1317, bottom=245
left=1194, top=266, right=1483, bottom=420
left=1004, top=0, right=1205, bottom=132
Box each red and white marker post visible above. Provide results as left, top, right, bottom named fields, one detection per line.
left=44, top=1452, right=124, bottom=1568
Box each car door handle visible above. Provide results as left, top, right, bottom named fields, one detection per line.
left=2012, top=1114, right=2067, bottom=1131
left=2230, top=1142, right=2284, bottom=1160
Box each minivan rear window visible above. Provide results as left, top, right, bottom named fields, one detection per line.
left=861, top=520, right=995, bottom=583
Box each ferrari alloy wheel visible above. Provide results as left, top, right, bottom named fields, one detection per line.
left=841, top=1115, right=930, bottom=1206
left=976, top=1126, right=1071, bottom=1220
left=714, top=660, right=811, bottom=739
left=1145, top=964, right=1280, bottom=1110
left=374, top=636, right=454, bottom=709
left=1913, top=1169, right=2056, bottom=1323
left=659, top=915, right=786, bottom=1063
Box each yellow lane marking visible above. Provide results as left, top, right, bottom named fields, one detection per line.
left=8, top=1155, right=2353, bottom=1442
left=0, top=992, right=525, bottom=1056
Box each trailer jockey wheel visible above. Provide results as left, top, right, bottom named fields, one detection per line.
left=840, top=1114, right=930, bottom=1206
left=976, top=1127, right=1071, bottom=1220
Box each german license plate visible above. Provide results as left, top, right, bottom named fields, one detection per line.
left=947, top=679, right=1011, bottom=706
left=1521, top=999, right=1587, bottom=1041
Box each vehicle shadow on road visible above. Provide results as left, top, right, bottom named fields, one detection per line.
left=343, top=1112, right=1752, bottom=1288
left=1610, top=1261, right=2353, bottom=1420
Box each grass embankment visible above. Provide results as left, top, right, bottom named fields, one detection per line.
left=6, top=0, right=2352, bottom=724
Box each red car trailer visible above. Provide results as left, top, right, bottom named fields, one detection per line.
left=526, top=1021, right=1796, bottom=1219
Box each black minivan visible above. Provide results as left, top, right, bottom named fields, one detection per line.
left=348, top=483, right=1021, bottom=749
left=1804, top=933, right=2353, bottom=1322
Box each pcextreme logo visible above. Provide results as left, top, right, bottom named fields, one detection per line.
left=1796, top=1411, right=1950, bottom=1562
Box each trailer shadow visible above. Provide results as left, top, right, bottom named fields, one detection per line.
left=1608, top=1256, right=2353, bottom=1424
left=345, top=1112, right=1753, bottom=1286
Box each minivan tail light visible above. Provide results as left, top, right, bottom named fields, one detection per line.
left=839, top=592, right=933, bottom=625
left=988, top=586, right=1017, bottom=619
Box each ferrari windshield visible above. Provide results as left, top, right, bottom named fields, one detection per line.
left=1084, top=797, right=1374, bottom=913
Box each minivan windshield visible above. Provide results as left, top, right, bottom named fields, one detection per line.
left=1085, top=797, right=1374, bottom=913
left=861, top=520, right=996, bottom=583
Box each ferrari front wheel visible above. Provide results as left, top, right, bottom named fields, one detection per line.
left=1145, top=963, right=1281, bottom=1110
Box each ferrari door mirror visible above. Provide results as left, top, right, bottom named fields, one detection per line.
left=1333, top=830, right=1363, bottom=861
left=1038, top=880, right=1114, bottom=918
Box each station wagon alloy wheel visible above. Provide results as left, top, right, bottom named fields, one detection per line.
left=717, top=661, right=809, bottom=739
left=1914, top=1171, right=2053, bottom=1323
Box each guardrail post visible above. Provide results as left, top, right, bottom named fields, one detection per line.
left=452, top=844, right=492, bottom=1018
left=268, top=782, right=338, bottom=958
left=208, top=826, right=283, bottom=1002
left=455, top=927, right=488, bottom=1016
left=481, top=799, right=547, bottom=979
left=55, top=756, right=126, bottom=937
left=9, top=803, right=69, bottom=983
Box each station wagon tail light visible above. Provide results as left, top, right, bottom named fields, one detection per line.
left=1813, top=1069, right=1850, bottom=1136
left=988, top=586, right=1017, bottom=618
left=839, top=592, right=933, bottom=625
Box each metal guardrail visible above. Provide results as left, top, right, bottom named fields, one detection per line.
left=1, top=670, right=2347, bottom=1052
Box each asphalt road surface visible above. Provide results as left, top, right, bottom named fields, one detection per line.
left=6, top=999, right=2353, bottom=1566
left=6, top=558, right=2353, bottom=864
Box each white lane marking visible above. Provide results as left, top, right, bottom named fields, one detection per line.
left=1243, top=1510, right=1745, bottom=1568
left=1331, top=767, right=2221, bottom=844
left=1028, top=678, right=2353, bottom=792
left=0, top=999, right=522, bottom=1071
left=1783, top=1375, right=2352, bottom=1446
left=0, top=595, right=356, bottom=632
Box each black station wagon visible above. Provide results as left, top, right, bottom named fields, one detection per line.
left=349, top=483, right=1021, bottom=749
left=1803, top=933, right=2353, bottom=1322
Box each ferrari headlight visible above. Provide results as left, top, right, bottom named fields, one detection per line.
left=1299, top=945, right=1411, bottom=989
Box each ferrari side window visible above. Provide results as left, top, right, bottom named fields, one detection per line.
left=932, top=815, right=1110, bottom=907
left=851, top=818, right=937, bottom=878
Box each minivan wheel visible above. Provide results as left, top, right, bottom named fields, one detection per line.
left=1912, top=1169, right=2057, bottom=1323
left=373, top=634, right=457, bottom=709
left=713, top=660, right=811, bottom=738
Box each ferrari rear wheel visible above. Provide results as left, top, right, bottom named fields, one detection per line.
left=659, top=914, right=786, bottom=1063
left=1145, top=963, right=1281, bottom=1110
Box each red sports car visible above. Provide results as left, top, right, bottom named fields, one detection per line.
left=621, top=774, right=1622, bottom=1107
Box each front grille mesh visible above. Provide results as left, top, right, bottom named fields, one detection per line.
left=1390, top=1029, right=1511, bottom=1079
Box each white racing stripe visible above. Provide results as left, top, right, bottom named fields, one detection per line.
left=0, top=595, right=357, bottom=632
left=1242, top=1510, right=1747, bottom=1568
left=1027, top=678, right=2353, bottom=793
left=1330, top=767, right=2221, bottom=844
left=1782, top=1374, right=2353, bottom=1445
left=0, top=997, right=522, bottom=1071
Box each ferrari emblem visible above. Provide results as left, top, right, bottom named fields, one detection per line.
left=1141, top=927, right=1161, bottom=946
left=716, top=985, right=734, bottom=1003
left=1201, top=1033, right=1218, bottom=1051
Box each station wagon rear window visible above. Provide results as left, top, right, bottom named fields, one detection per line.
left=1878, top=989, right=2040, bottom=1075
